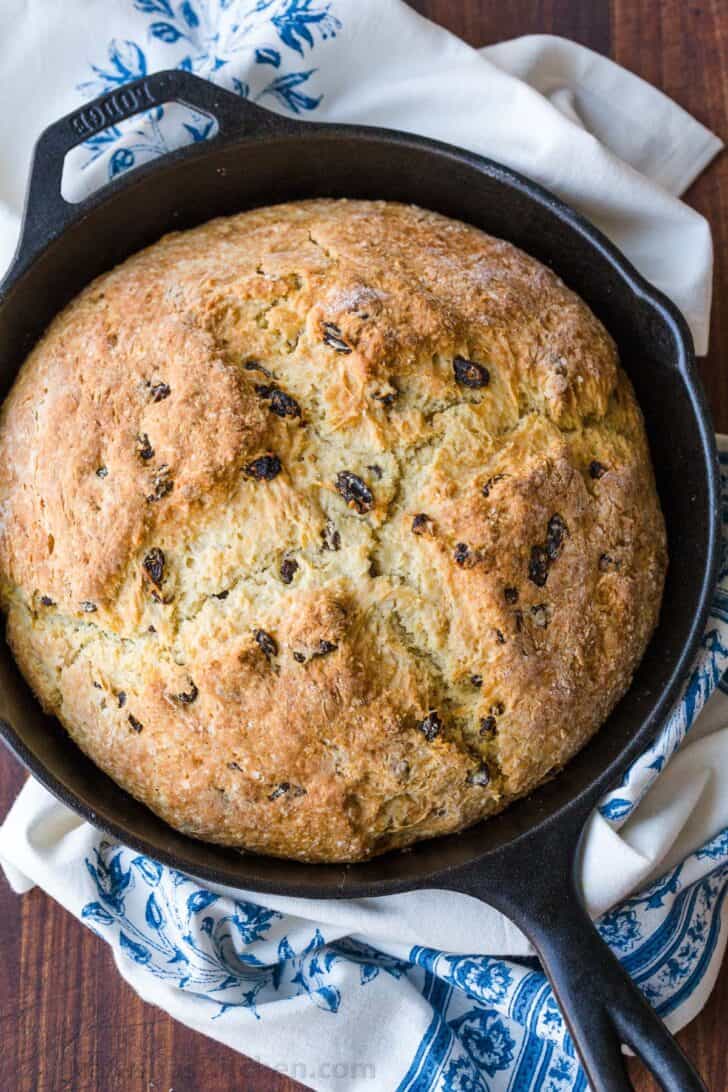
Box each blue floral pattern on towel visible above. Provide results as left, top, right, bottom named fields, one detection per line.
left=76, top=0, right=340, bottom=180
left=82, top=841, right=410, bottom=1018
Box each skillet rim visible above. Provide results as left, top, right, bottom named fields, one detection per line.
left=0, top=115, right=720, bottom=897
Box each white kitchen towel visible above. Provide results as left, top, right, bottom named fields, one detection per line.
left=0, top=3, right=726, bottom=1090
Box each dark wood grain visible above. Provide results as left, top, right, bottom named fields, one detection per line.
left=1, top=3, right=726, bottom=1089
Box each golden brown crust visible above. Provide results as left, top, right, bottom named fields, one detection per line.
left=0, top=199, right=666, bottom=861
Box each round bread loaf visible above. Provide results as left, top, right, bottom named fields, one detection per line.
left=0, top=199, right=667, bottom=861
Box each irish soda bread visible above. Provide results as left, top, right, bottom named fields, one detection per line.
left=0, top=199, right=667, bottom=861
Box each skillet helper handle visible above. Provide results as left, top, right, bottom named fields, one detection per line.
left=454, top=844, right=706, bottom=1092
left=18, top=69, right=282, bottom=263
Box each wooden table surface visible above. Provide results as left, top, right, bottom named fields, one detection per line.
left=1, top=2, right=727, bottom=1090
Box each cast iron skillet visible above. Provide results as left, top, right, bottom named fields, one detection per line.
left=0, top=70, right=720, bottom=1091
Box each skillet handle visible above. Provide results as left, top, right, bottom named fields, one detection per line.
left=16, top=69, right=285, bottom=266
left=452, top=839, right=706, bottom=1092
left=522, top=883, right=706, bottom=1091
